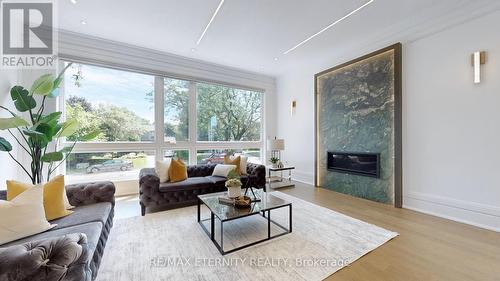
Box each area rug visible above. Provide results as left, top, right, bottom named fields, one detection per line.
left=97, top=192, right=398, bottom=281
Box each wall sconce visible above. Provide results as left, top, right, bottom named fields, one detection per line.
left=290, top=100, right=297, bottom=116
left=471, top=51, right=486, bottom=84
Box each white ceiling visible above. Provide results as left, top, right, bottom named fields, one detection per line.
left=58, top=0, right=500, bottom=76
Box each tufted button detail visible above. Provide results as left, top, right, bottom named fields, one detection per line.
left=139, top=163, right=265, bottom=214
left=0, top=233, right=88, bottom=280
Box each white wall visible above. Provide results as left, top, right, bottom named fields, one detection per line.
left=0, top=69, right=20, bottom=189
left=0, top=69, right=56, bottom=189
left=276, top=11, right=500, bottom=231
left=403, top=11, right=500, bottom=232
left=276, top=66, right=316, bottom=184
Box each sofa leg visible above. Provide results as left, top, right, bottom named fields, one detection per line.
left=140, top=203, right=146, bottom=216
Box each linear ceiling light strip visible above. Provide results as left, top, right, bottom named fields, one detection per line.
left=196, top=0, right=225, bottom=45
left=283, top=0, right=374, bottom=55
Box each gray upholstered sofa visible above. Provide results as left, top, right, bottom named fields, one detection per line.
left=0, top=181, right=115, bottom=281
left=139, top=163, right=266, bottom=215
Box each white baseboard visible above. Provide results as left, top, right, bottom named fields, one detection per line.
left=288, top=169, right=500, bottom=232
left=291, top=170, right=314, bottom=186
left=404, top=191, right=500, bottom=232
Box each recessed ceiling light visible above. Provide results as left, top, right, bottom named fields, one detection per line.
left=191, top=48, right=196, bottom=52
left=196, top=0, right=225, bottom=45
left=80, top=20, right=87, bottom=25
left=70, top=0, right=77, bottom=4
left=274, top=57, right=279, bottom=61
left=283, top=0, right=374, bottom=55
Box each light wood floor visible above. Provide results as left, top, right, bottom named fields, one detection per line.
left=115, top=182, right=500, bottom=281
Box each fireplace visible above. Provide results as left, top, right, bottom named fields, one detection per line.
left=327, top=151, right=380, bottom=178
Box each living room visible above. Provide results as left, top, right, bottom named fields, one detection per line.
left=0, top=0, right=499, bottom=280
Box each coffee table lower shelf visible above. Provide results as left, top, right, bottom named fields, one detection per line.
left=197, top=199, right=292, bottom=255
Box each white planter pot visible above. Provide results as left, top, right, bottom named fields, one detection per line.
left=227, top=185, right=242, bottom=198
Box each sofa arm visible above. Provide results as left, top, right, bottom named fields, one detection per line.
left=0, top=233, right=92, bottom=281
left=247, top=163, right=266, bottom=189
left=139, top=168, right=162, bottom=216
left=139, top=168, right=160, bottom=187
left=66, top=181, right=115, bottom=207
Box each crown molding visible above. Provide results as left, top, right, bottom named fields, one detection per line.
left=57, top=30, right=276, bottom=91
left=377, top=0, right=500, bottom=44
left=294, top=0, right=500, bottom=77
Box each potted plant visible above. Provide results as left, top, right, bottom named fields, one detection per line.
left=270, top=157, right=279, bottom=168
left=0, top=63, right=98, bottom=184
left=225, top=169, right=242, bottom=198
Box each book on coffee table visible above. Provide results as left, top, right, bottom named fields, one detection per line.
left=218, top=196, right=235, bottom=206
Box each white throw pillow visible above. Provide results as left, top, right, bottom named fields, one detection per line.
left=233, top=154, right=248, bottom=175
left=212, top=164, right=237, bottom=178
left=0, top=185, right=55, bottom=245
left=156, top=159, right=172, bottom=183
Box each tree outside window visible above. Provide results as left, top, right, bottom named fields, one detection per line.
left=197, top=82, right=262, bottom=142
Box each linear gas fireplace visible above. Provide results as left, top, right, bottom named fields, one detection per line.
left=327, top=151, right=380, bottom=178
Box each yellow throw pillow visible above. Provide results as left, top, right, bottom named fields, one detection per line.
left=168, top=158, right=188, bottom=183
left=6, top=181, right=27, bottom=201
left=224, top=155, right=241, bottom=175
left=6, top=175, right=73, bottom=221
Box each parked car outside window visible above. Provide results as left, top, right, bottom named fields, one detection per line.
left=86, top=159, right=133, bottom=173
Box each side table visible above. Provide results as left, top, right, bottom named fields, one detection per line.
left=267, top=166, right=295, bottom=189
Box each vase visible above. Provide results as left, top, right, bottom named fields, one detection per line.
left=227, top=185, right=242, bottom=198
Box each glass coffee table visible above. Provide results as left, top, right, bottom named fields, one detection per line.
left=197, top=189, right=292, bottom=255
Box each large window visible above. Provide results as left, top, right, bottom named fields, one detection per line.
left=196, top=149, right=261, bottom=165
left=64, top=63, right=155, bottom=142
left=197, top=82, right=262, bottom=142
left=61, top=61, right=264, bottom=185
left=164, top=149, right=189, bottom=163
left=66, top=151, right=155, bottom=183
left=164, top=78, right=189, bottom=143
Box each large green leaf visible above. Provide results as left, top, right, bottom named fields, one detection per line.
left=31, top=74, right=54, bottom=96
left=48, top=76, right=62, bottom=98
left=33, top=112, right=62, bottom=129
left=41, top=151, right=64, bottom=162
left=0, top=137, right=12, bottom=152
left=53, top=123, right=62, bottom=136
left=35, top=123, right=56, bottom=141
left=52, top=76, right=63, bottom=90
left=0, top=116, right=29, bottom=130
left=10, top=86, right=36, bottom=112
left=23, top=129, right=49, bottom=148
left=22, top=129, right=44, bottom=137
left=58, top=119, right=79, bottom=137
left=80, top=130, right=100, bottom=141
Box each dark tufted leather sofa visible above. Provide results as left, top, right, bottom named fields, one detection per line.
left=139, top=163, right=266, bottom=215
left=0, top=181, right=115, bottom=281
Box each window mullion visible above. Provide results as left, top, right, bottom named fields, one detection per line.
left=155, top=76, right=165, bottom=161
left=188, top=81, right=197, bottom=165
